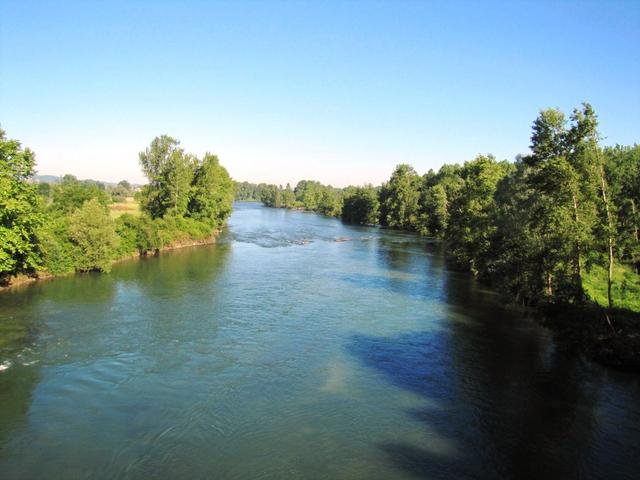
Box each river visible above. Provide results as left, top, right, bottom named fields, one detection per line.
left=1, top=202, right=639, bottom=479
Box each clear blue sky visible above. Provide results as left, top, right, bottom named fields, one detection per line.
left=1, top=0, right=639, bottom=186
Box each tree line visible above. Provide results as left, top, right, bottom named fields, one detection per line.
left=255, top=104, right=640, bottom=310
left=1, top=132, right=234, bottom=281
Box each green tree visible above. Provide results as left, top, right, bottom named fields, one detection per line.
left=605, top=145, right=640, bottom=273
left=118, top=180, right=132, bottom=192
left=187, top=153, right=234, bottom=226
left=379, top=164, right=421, bottom=230
left=281, top=183, right=297, bottom=208
left=68, top=199, right=120, bottom=272
left=522, top=106, right=603, bottom=302
left=37, top=216, right=75, bottom=275
left=50, top=174, right=110, bottom=214
left=294, top=180, right=323, bottom=210
left=111, top=180, right=132, bottom=202
left=416, top=164, right=464, bottom=237
left=317, top=187, right=342, bottom=217
left=260, top=184, right=281, bottom=208
left=0, top=128, right=44, bottom=278
left=235, top=181, right=269, bottom=201
left=138, top=135, right=193, bottom=218
left=445, top=155, right=510, bottom=275
left=37, top=182, right=51, bottom=199
left=342, top=185, right=379, bottom=225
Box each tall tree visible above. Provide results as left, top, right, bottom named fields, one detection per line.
left=138, top=135, right=193, bottom=218
left=0, top=128, right=44, bottom=278
left=342, top=186, right=379, bottom=225
left=605, top=145, right=640, bottom=273
left=187, top=153, right=234, bottom=226
left=445, top=155, right=510, bottom=275
left=379, top=164, right=421, bottom=230
left=524, top=106, right=602, bottom=302
left=417, top=164, right=464, bottom=237
left=50, top=174, right=110, bottom=214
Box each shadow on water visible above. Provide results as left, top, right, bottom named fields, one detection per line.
left=340, top=235, right=447, bottom=302
left=374, top=235, right=437, bottom=274
left=347, top=238, right=640, bottom=479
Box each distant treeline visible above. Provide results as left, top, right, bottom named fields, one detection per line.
left=1, top=132, right=234, bottom=279
left=235, top=180, right=346, bottom=217
left=234, top=181, right=270, bottom=202
left=254, top=104, right=640, bottom=310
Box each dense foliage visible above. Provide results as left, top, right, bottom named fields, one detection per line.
left=0, top=129, right=43, bottom=278
left=258, top=104, right=639, bottom=310
left=260, top=180, right=343, bottom=217
left=235, top=181, right=269, bottom=201
left=341, top=186, right=379, bottom=225
left=3, top=105, right=638, bottom=311
left=0, top=132, right=234, bottom=281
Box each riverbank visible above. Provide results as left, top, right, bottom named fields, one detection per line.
left=0, top=232, right=220, bottom=292
left=261, top=202, right=640, bottom=372
left=541, top=303, right=640, bottom=372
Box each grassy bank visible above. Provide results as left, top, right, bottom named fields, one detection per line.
left=583, top=264, right=640, bottom=312
left=108, top=197, right=141, bottom=218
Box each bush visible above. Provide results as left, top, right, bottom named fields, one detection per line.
left=68, top=199, right=119, bottom=272
left=37, top=217, right=75, bottom=275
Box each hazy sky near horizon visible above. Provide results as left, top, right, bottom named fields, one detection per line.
left=1, top=1, right=639, bottom=186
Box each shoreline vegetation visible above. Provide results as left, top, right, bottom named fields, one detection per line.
left=2, top=103, right=639, bottom=370
left=1, top=232, right=221, bottom=291
left=1, top=132, right=234, bottom=290
left=239, top=104, right=640, bottom=370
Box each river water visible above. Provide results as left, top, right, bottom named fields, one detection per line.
left=1, top=202, right=639, bottom=479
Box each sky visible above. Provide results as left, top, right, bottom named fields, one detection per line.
left=1, top=0, right=639, bottom=187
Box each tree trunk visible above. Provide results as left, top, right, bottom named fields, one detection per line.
left=632, top=199, right=639, bottom=242
left=632, top=199, right=640, bottom=274
left=572, top=193, right=583, bottom=295
left=599, top=167, right=614, bottom=309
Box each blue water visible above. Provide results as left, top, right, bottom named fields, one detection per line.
left=1, top=202, right=639, bottom=479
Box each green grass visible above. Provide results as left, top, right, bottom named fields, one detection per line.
left=109, top=197, right=140, bottom=218
left=583, top=263, right=640, bottom=312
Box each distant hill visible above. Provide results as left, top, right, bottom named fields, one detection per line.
left=34, top=174, right=62, bottom=183
left=33, top=174, right=141, bottom=188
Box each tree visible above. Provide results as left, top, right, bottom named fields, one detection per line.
left=260, top=184, right=281, bottom=208
left=342, top=186, right=379, bottom=225
left=0, top=128, right=44, bottom=278
left=521, top=105, right=605, bottom=303
left=379, top=164, right=421, bottom=230
left=138, top=135, right=193, bottom=218
left=445, top=155, right=510, bottom=275
left=280, top=183, right=297, bottom=208
left=605, top=145, right=640, bottom=273
left=294, top=180, right=323, bottom=210
left=488, top=156, right=576, bottom=303
left=37, top=182, right=51, bottom=199
left=187, top=153, right=234, bottom=226
left=235, top=181, right=269, bottom=201
left=416, top=164, right=464, bottom=237
left=316, top=187, right=342, bottom=217
left=50, top=174, right=110, bottom=214
left=111, top=180, right=132, bottom=202
left=68, top=199, right=120, bottom=272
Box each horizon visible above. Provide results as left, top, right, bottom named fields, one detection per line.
left=1, top=0, right=639, bottom=187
